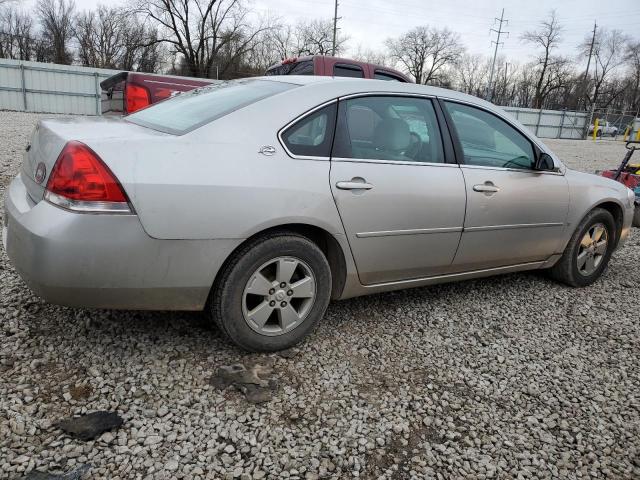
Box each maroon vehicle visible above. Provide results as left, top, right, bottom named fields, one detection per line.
left=265, top=55, right=412, bottom=82
left=100, top=71, right=213, bottom=115
left=100, top=56, right=411, bottom=115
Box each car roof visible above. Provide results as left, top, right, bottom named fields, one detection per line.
left=258, top=75, right=495, bottom=110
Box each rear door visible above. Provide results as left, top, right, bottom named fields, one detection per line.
left=441, top=100, right=569, bottom=271
left=329, top=95, right=466, bottom=285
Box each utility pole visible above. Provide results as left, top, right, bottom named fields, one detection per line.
left=486, top=8, right=508, bottom=102
left=580, top=21, right=597, bottom=110
left=331, top=0, right=340, bottom=56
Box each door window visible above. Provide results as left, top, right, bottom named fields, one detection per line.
left=333, top=64, right=364, bottom=78
left=281, top=103, right=337, bottom=157
left=443, top=101, right=535, bottom=170
left=374, top=70, right=404, bottom=82
left=334, top=96, right=445, bottom=163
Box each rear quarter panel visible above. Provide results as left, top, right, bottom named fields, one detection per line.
left=95, top=84, right=348, bottom=241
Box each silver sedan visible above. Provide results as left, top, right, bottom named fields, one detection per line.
left=2, top=77, right=635, bottom=351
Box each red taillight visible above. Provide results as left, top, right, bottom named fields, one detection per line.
left=125, top=83, right=151, bottom=113
left=46, top=141, right=127, bottom=203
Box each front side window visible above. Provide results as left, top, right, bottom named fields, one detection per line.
left=281, top=103, right=337, bottom=157
left=333, top=64, right=364, bottom=78
left=444, top=101, right=535, bottom=170
left=334, top=96, right=445, bottom=163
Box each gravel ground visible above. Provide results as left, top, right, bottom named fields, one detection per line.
left=1, top=111, right=639, bottom=479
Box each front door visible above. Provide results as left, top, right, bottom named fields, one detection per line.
left=442, top=100, right=569, bottom=270
left=329, top=95, right=467, bottom=285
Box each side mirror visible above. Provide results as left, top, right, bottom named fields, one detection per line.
left=535, top=153, right=555, bottom=171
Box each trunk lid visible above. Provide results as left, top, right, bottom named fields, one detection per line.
left=21, top=117, right=168, bottom=203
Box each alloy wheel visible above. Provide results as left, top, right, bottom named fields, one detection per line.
left=242, top=256, right=316, bottom=336
left=576, top=223, right=609, bottom=276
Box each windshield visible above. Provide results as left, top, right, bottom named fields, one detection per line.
left=126, top=79, right=296, bottom=135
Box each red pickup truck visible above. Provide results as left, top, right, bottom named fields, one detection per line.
left=265, top=55, right=411, bottom=82
left=101, top=56, right=411, bottom=114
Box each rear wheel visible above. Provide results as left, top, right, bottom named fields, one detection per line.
left=549, top=208, right=616, bottom=287
left=210, top=233, right=331, bottom=351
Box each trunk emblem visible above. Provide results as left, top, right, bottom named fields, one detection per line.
left=35, top=162, right=47, bottom=184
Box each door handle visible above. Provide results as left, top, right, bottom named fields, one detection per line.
left=473, top=183, right=499, bottom=193
left=336, top=180, right=374, bottom=190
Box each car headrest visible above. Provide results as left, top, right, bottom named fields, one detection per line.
left=374, top=118, right=411, bottom=152
left=347, top=106, right=376, bottom=142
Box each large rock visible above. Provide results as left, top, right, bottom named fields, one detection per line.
left=56, top=411, right=123, bottom=441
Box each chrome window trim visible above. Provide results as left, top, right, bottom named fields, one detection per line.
left=333, top=157, right=457, bottom=168
left=277, top=99, right=338, bottom=160
left=460, top=164, right=565, bottom=176
left=339, top=91, right=436, bottom=101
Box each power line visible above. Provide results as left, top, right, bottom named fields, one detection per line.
left=486, top=8, right=508, bottom=102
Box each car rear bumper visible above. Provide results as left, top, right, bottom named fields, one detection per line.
left=2, top=174, right=241, bottom=310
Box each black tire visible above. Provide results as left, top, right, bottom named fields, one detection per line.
left=633, top=206, right=640, bottom=228
left=596, top=130, right=602, bottom=138
left=549, top=208, right=616, bottom=287
left=209, top=232, right=332, bottom=352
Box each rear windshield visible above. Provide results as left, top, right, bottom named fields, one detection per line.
left=126, top=79, right=296, bottom=134
left=265, top=60, right=314, bottom=76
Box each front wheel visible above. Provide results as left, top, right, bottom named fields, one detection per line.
left=549, top=208, right=616, bottom=287
left=633, top=206, right=640, bottom=228
left=209, top=233, right=332, bottom=351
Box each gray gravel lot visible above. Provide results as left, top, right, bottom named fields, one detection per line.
left=1, top=111, right=639, bottom=479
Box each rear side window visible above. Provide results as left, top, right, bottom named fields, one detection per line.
left=265, top=60, right=314, bottom=76
left=374, top=71, right=404, bottom=82
left=281, top=103, right=337, bottom=158
left=334, top=64, right=364, bottom=78
left=126, top=79, right=295, bottom=134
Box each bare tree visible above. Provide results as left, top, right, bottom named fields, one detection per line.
left=454, top=53, right=489, bottom=96
left=581, top=28, right=630, bottom=109
left=386, top=26, right=464, bottom=84
left=75, top=6, right=124, bottom=68
left=36, top=0, right=75, bottom=64
left=353, top=44, right=389, bottom=66
left=0, top=4, right=35, bottom=60
left=121, top=21, right=165, bottom=73
left=295, top=18, right=346, bottom=56
left=522, top=10, right=568, bottom=108
left=136, top=0, right=267, bottom=78
left=624, top=40, right=640, bottom=112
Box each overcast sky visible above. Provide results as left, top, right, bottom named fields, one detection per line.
left=27, top=0, right=640, bottom=67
